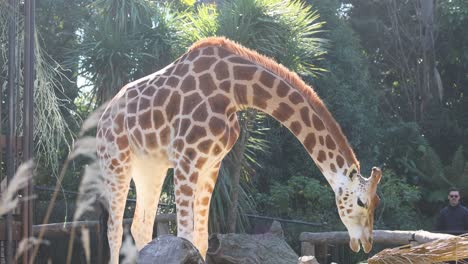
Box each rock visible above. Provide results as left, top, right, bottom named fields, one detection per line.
left=269, top=221, right=284, bottom=237
left=297, top=256, right=320, bottom=264
left=137, top=235, right=205, bottom=264
left=207, top=221, right=298, bottom=264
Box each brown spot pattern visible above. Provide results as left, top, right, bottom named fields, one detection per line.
left=259, top=71, right=275, bottom=87
left=186, top=126, right=207, bottom=144
left=203, top=47, right=214, bottom=55
left=233, top=66, right=257, bottom=80
left=317, top=150, right=327, bottom=163
left=154, top=88, right=170, bottom=107
left=253, top=84, right=272, bottom=109
left=300, top=107, right=311, bottom=127
left=166, top=92, right=181, bottom=122
left=229, top=57, right=251, bottom=64
left=160, top=126, right=170, bottom=145
left=193, top=57, right=216, bottom=73
left=139, top=110, right=152, bottom=129
left=142, top=86, right=156, bottom=97
left=325, top=135, right=336, bottom=150
left=185, top=148, right=196, bottom=160
left=312, top=114, right=325, bottom=131
left=272, top=102, right=294, bottom=122
left=189, top=172, right=198, bottom=183
left=187, top=49, right=200, bottom=61
left=196, top=157, right=207, bottom=168
left=138, top=97, right=151, bottom=112
left=174, top=63, right=189, bottom=77
left=153, top=110, right=164, bottom=129
left=154, top=77, right=166, bottom=86
left=201, top=197, right=210, bottom=206
left=276, top=81, right=290, bottom=97
left=289, top=92, right=304, bottom=104
left=217, top=48, right=231, bottom=58
left=319, top=136, right=324, bottom=145
left=209, top=94, right=230, bottom=114
left=116, top=136, right=129, bottom=149
left=166, top=76, right=179, bottom=87
left=199, top=73, right=217, bottom=96
left=183, top=93, right=203, bottom=114
left=336, top=155, right=345, bottom=168
left=114, top=114, right=124, bottom=134
left=214, top=61, right=229, bottom=80
left=290, top=121, right=302, bottom=135
left=234, top=84, right=248, bottom=105
left=193, top=103, right=208, bottom=122
left=179, top=119, right=191, bottom=136
left=304, top=133, right=316, bottom=153
left=197, top=140, right=213, bottom=154
left=180, top=75, right=196, bottom=93
left=133, top=129, right=143, bottom=146
left=219, top=80, right=231, bottom=92
left=209, top=117, right=225, bottom=136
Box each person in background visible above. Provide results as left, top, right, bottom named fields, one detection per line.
left=434, top=187, right=468, bottom=235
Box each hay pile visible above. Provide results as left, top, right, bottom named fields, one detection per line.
left=368, top=234, right=468, bottom=264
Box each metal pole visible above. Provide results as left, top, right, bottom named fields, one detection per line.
left=6, top=0, right=18, bottom=262
left=22, top=0, right=35, bottom=263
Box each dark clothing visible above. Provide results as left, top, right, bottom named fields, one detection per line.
left=434, top=204, right=468, bottom=235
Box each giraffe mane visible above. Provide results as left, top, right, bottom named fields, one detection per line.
left=190, top=37, right=360, bottom=170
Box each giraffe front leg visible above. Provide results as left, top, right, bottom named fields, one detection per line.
left=193, top=163, right=221, bottom=259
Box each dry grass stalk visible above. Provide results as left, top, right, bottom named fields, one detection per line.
left=81, top=227, right=91, bottom=264
left=368, top=234, right=468, bottom=264
left=32, top=108, right=106, bottom=263
left=15, top=237, right=49, bottom=262
left=79, top=100, right=111, bottom=136
left=73, top=161, right=106, bottom=221
left=0, top=161, right=34, bottom=216
left=69, top=137, right=100, bottom=160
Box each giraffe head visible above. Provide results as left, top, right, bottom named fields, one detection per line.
left=336, top=166, right=381, bottom=253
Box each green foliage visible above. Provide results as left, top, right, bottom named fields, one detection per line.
left=178, top=4, right=219, bottom=44
left=376, top=170, right=423, bottom=230
left=75, top=1, right=185, bottom=103
left=181, top=0, right=327, bottom=76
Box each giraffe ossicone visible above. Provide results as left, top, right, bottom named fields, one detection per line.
left=96, top=37, right=381, bottom=263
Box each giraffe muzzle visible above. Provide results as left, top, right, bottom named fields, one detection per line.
left=349, top=235, right=373, bottom=253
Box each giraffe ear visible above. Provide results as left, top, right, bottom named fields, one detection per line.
left=370, top=167, right=382, bottom=188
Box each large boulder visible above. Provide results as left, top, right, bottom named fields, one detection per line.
left=137, top=235, right=205, bottom=264
left=206, top=221, right=299, bottom=264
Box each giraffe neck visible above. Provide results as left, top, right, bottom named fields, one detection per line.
left=235, top=73, right=356, bottom=190
left=184, top=43, right=360, bottom=191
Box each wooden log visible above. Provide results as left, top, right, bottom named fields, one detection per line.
left=31, top=213, right=176, bottom=237
left=300, top=230, right=455, bottom=246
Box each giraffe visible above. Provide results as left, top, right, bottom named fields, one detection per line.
left=96, top=37, right=382, bottom=263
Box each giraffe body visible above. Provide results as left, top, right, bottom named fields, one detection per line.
left=96, top=37, right=381, bottom=263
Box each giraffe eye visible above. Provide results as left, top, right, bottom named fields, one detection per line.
left=357, top=198, right=366, bottom=208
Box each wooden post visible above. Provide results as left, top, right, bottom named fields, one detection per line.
left=315, top=244, right=328, bottom=264
left=301, top=241, right=315, bottom=256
